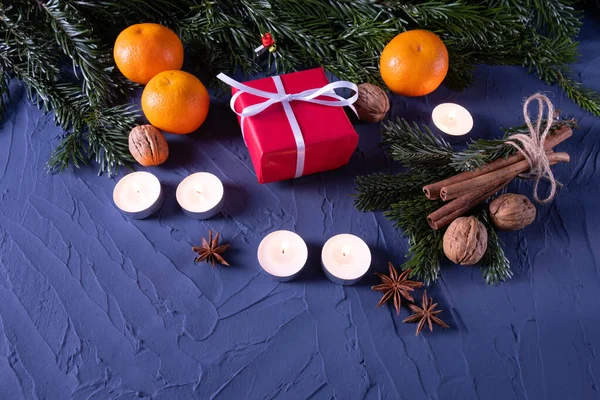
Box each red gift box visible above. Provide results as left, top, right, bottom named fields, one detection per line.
left=222, top=68, right=358, bottom=184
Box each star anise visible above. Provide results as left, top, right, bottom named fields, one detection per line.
left=192, top=230, right=230, bottom=267
left=372, top=263, right=423, bottom=315
left=402, top=290, right=449, bottom=336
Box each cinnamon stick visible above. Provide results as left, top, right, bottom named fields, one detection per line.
left=427, top=179, right=511, bottom=230
left=440, top=152, right=570, bottom=201
left=422, top=126, right=572, bottom=200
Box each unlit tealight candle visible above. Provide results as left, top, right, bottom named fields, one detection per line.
left=321, top=234, right=371, bottom=285
left=176, top=172, right=225, bottom=219
left=257, top=230, right=308, bottom=281
left=113, top=171, right=163, bottom=219
left=432, top=103, right=473, bottom=136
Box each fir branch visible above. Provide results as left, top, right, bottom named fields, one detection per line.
left=355, top=173, right=425, bottom=212
left=494, top=0, right=581, bottom=40
left=85, top=103, right=137, bottom=176
left=475, top=208, right=513, bottom=284
left=444, top=55, right=476, bottom=92
left=381, top=118, right=454, bottom=168
left=450, top=137, right=513, bottom=172
left=179, top=2, right=262, bottom=78
left=553, top=69, right=600, bottom=116
left=72, top=0, right=193, bottom=29
left=48, top=103, right=137, bottom=175
left=0, top=65, right=9, bottom=120
left=47, top=129, right=86, bottom=170
left=397, top=1, right=522, bottom=47
left=8, top=62, right=88, bottom=129
left=5, top=45, right=133, bottom=174
left=385, top=194, right=446, bottom=285
left=503, top=116, right=579, bottom=135
left=0, top=4, right=62, bottom=83
left=41, top=0, right=129, bottom=106
left=533, top=0, right=581, bottom=39
left=401, top=227, right=443, bottom=286
left=2, top=1, right=135, bottom=174
left=179, top=0, right=403, bottom=83
left=439, top=27, right=599, bottom=116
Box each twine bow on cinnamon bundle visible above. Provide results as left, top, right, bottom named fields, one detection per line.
left=424, top=93, right=572, bottom=230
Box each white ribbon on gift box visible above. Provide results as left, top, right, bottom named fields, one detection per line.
left=217, top=73, right=359, bottom=178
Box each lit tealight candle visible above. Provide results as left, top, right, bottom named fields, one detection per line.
left=257, top=230, right=308, bottom=281
left=321, top=234, right=371, bottom=285
left=113, top=171, right=164, bottom=219
left=176, top=172, right=225, bottom=219
left=432, top=103, right=473, bottom=136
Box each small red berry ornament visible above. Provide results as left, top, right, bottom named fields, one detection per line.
left=255, top=32, right=277, bottom=54
left=261, top=33, right=275, bottom=47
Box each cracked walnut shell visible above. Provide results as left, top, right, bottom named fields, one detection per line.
left=128, top=125, right=169, bottom=167
left=443, top=216, right=488, bottom=266
left=489, top=193, right=536, bottom=230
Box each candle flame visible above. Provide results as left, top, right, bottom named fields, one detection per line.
left=449, top=110, right=456, bottom=120
left=281, top=241, right=290, bottom=255
left=194, top=184, right=203, bottom=195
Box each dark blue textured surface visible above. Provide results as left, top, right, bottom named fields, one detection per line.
left=1, top=17, right=600, bottom=400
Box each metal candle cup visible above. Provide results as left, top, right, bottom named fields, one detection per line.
left=321, top=234, right=371, bottom=285
left=176, top=172, right=225, bottom=219
left=257, top=230, right=308, bottom=281
left=113, top=171, right=164, bottom=219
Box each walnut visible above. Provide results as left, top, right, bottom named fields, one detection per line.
left=128, top=125, right=169, bottom=167
left=489, top=193, right=536, bottom=230
left=354, top=83, right=390, bottom=123
left=443, top=216, right=488, bottom=266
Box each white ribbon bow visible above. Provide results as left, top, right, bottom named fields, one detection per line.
left=217, top=72, right=358, bottom=178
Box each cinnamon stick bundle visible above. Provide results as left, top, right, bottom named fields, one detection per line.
left=428, top=179, right=511, bottom=230
left=440, top=152, right=569, bottom=201
left=422, top=126, right=572, bottom=200
left=426, top=152, right=570, bottom=230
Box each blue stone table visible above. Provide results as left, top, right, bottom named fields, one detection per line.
left=1, top=18, right=599, bottom=400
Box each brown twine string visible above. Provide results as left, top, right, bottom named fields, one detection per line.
left=506, top=93, right=558, bottom=204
